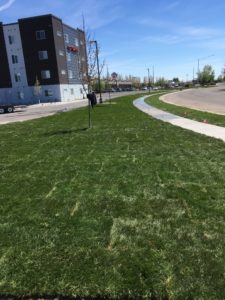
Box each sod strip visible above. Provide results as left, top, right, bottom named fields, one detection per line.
left=0, top=94, right=225, bottom=299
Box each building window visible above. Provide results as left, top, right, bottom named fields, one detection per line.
left=38, top=50, right=48, bottom=60
left=68, top=70, right=73, bottom=79
left=36, top=30, right=46, bottom=40
left=45, top=89, right=53, bottom=96
left=18, top=91, right=24, bottom=99
left=74, top=37, right=79, bottom=46
left=57, top=30, right=62, bottom=37
left=66, top=53, right=71, bottom=62
left=64, top=34, right=69, bottom=43
left=80, top=40, right=83, bottom=45
left=12, top=55, right=18, bottom=64
left=61, top=70, right=66, bottom=75
left=70, top=88, right=74, bottom=95
left=8, top=35, right=15, bottom=44
left=41, top=70, right=51, bottom=79
left=59, top=50, right=64, bottom=56
left=15, top=73, right=21, bottom=82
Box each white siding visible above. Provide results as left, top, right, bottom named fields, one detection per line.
left=59, top=84, right=86, bottom=101
left=3, top=23, right=28, bottom=100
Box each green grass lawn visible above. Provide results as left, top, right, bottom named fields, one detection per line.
left=0, top=94, right=225, bottom=299
left=146, top=92, right=225, bottom=127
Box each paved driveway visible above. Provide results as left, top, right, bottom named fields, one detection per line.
left=160, top=83, right=225, bottom=115
left=0, top=91, right=144, bottom=125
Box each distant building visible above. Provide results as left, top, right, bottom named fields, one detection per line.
left=108, top=80, right=132, bottom=89
left=0, top=14, right=87, bottom=105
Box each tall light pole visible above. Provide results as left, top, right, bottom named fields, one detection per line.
left=197, top=54, right=214, bottom=84
left=147, top=68, right=150, bottom=93
left=152, top=65, right=155, bottom=86
left=90, top=40, right=102, bottom=103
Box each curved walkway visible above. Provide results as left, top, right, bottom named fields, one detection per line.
left=133, top=96, right=225, bottom=142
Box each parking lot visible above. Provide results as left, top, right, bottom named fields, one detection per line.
left=161, top=83, right=225, bottom=115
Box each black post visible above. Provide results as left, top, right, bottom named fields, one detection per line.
left=87, top=88, right=92, bottom=128
left=88, top=98, right=91, bottom=128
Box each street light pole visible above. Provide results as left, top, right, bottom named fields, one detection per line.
left=147, top=68, right=150, bottom=93
left=152, top=65, right=155, bottom=86
left=90, top=40, right=102, bottom=103
left=197, top=59, right=200, bottom=83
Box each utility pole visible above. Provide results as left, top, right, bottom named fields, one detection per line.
left=81, top=15, right=91, bottom=128
left=147, top=68, right=150, bottom=93
left=152, top=65, right=155, bottom=86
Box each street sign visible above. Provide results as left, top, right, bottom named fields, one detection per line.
left=111, top=72, right=118, bottom=80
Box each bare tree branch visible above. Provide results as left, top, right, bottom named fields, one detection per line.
left=78, top=17, right=105, bottom=93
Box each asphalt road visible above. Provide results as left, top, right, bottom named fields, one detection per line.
left=160, top=83, right=225, bottom=115
left=0, top=91, right=144, bottom=125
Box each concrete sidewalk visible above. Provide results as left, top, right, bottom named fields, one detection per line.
left=133, top=96, right=225, bottom=142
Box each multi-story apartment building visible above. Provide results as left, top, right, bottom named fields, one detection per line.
left=0, top=14, right=87, bottom=105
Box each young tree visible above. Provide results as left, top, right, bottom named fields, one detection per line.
left=33, top=76, right=42, bottom=104
left=173, top=77, right=179, bottom=84
left=78, top=26, right=105, bottom=96
left=131, top=77, right=141, bottom=89
left=155, top=77, right=166, bottom=87
left=77, top=30, right=95, bottom=95
left=198, top=65, right=215, bottom=85
left=221, top=65, right=225, bottom=81
left=77, top=17, right=105, bottom=128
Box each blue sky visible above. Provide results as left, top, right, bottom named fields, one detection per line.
left=1, top=0, right=225, bottom=81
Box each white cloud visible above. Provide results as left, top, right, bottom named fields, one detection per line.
left=141, top=34, right=184, bottom=45
left=138, top=17, right=220, bottom=41
left=177, top=26, right=220, bottom=39
left=163, top=1, right=180, bottom=11
left=0, top=0, right=15, bottom=12
left=139, top=22, right=223, bottom=49
left=196, top=38, right=225, bottom=50
left=138, top=17, right=172, bottom=28
left=63, top=0, right=124, bottom=30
